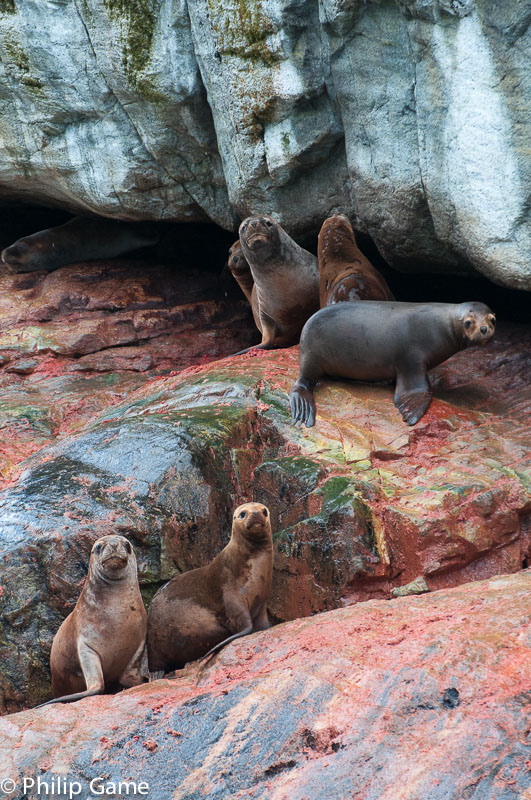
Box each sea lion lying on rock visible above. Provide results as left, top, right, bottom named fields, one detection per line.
left=147, top=502, right=273, bottom=676
left=290, top=301, right=496, bottom=427
left=318, top=215, right=394, bottom=305
left=236, top=216, right=319, bottom=352
left=40, top=535, right=146, bottom=706
left=1, top=216, right=158, bottom=273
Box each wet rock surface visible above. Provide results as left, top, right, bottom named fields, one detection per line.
left=0, top=271, right=529, bottom=710
left=0, top=259, right=256, bottom=485
left=1, top=570, right=529, bottom=800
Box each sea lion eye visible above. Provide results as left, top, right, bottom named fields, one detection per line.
left=125, top=541, right=132, bottom=554
left=233, top=256, right=239, bottom=263
left=239, top=511, right=246, bottom=519
left=464, top=319, right=472, bottom=329
left=488, top=315, right=496, bottom=326
left=94, top=543, right=102, bottom=554
left=262, top=508, right=268, bottom=516
left=264, top=220, right=273, bottom=228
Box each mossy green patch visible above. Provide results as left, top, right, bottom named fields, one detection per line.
left=0, top=0, right=16, bottom=15
left=207, top=0, right=279, bottom=67
left=103, top=0, right=161, bottom=97
left=2, top=37, right=44, bottom=92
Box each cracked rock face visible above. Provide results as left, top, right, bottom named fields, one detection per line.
left=0, top=0, right=530, bottom=288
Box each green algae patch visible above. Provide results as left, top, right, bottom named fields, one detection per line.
left=2, top=37, right=44, bottom=92
left=207, top=0, right=279, bottom=66
left=103, top=0, right=158, bottom=92
left=0, top=0, right=16, bottom=15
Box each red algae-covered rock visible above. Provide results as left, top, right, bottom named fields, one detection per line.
left=0, top=260, right=256, bottom=485
left=0, top=314, right=529, bottom=710
left=0, top=571, right=529, bottom=800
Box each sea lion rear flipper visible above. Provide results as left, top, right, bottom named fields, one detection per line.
left=198, top=625, right=254, bottom=665
left=394, top=370, right=432, bottom=425
left=290, top=379, right=316, bottom=427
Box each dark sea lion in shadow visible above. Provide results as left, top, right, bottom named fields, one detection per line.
left=236, top=215, right=319, bottom=353
left=1, top=216, right=159, bottom=273
left=290, top=301, right=496, bottom=427
left=147, top=502, right=273, bottom=677
left=318, top=214, right=395, bottom=305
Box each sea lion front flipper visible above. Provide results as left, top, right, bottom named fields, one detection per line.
left=394, top=370, right=432, bottom=426
left=38, top=642, right=105, bottom=706
left=290, top=379, right=316, bottom=427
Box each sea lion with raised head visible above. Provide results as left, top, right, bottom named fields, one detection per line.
left=1, top=216, right=159, bottom=273
left=40, top=535, right=146, bottom=706
left=237, top=215, right=319, bottom=352
left=147, top=502, right=273, bottom=676
left=290, top=301, right=496, bottom=427
left=318, top=215, right=395, bottom=306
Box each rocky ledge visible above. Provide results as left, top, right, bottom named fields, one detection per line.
left=1, top=570, right=529, bottom=800
left=0, top=258, right=529, bottom=710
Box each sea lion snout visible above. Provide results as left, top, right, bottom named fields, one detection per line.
left=239, top=216, right=275, bottom=249
left=233, top=502, right=270, bottom=532
left=92, top=535, right=134, bottom=576
left=460, top=303, right=496, bottom=345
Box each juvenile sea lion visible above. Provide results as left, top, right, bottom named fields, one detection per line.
left=290, top=301, right=496, bottom=427
left=41, top=535, right=146, bottom=705
left=1, top=216, right=158, bottom=273
left=318, top=215, right=395, bottom=305
left=228, top=240, right=254, bottom=305
left=237, top=215, right=319, bottom=352
left=147, top=502, right=273, bottom=675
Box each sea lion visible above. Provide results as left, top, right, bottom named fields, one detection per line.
left=41, top=535, right=146, bottom=706
left=147, top=502, right=273, bottom=675
left=1, top=216, right=159, bottom=273
left=290, top=301, right=496, bottom=427
left=318, top=215, right=395, bottom=306
left=228, top=240, right=254, bottom=305
left=237, top=215, right=319, bottom=352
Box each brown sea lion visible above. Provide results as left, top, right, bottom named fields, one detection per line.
left=40, top=535, right=146, bottom=706
left=228, top=240, right=254, bottom=305
left=1, top=216, right=159, bottom=273
left=147, top=502, right=273, bottom=676
left=318, top=215, right=395, bottom=306
left=290, top=301, right=496, bottom=427
left=237, top=215, right=319, bottom=352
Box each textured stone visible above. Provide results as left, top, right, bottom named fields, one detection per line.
left=1, top=570, right=529, bottom=800
left=0, top=309, right=528, bottom=710
left=0, top=1, right=530, bottom=287
left=0, top=259, right=256, bottom=485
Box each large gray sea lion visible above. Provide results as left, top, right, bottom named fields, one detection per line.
left=1, top=216, right=158, bottom=273
left=147, top=502, right=273, bottom=676
left=290, top=301, right=496, bottom=427
left=318, top=215, right=395, bottom=306
left=40, top=535, right=146, bottom=706
left=237, top=216, right=319, bottom=352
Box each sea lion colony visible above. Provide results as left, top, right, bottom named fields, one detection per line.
left=2, top=212, right=496, bottom=704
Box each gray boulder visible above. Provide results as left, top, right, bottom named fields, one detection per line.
left=0, top=0, right=530, bottom=288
